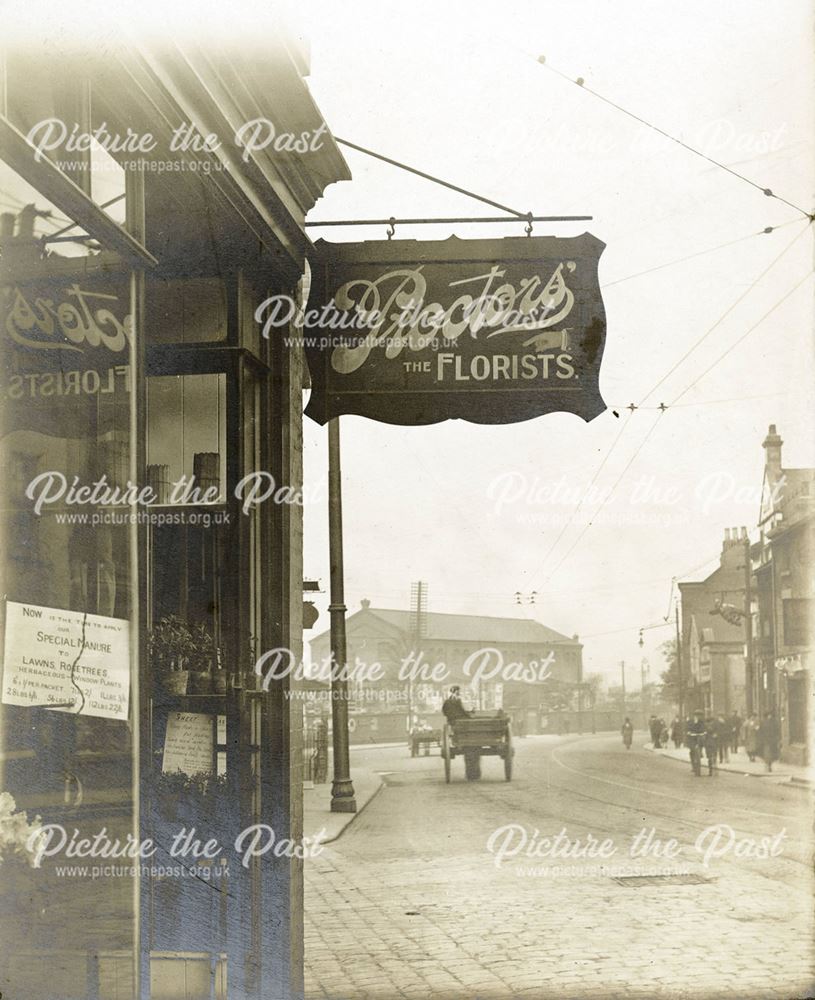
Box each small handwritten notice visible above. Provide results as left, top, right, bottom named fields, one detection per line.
left=2, top=601, right=130, bottom=720
left=162, top=712, right=214, bottom=776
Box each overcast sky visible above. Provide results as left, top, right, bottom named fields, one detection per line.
left=300, top=0, right=814, bottom=687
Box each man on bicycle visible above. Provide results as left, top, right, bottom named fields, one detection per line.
left=685, top=709, right=706, bottom=776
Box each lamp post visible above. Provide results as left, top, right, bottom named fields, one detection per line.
left=675, top=602, right=684, bottom=721
left=639, top=605, right=684, bottom=719
left=328, top=418, right=356, bottom=813
left=620, top=660, right=626, bottom=723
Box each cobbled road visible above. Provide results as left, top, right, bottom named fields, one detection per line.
left=305, top=733, right=814, bottom=1000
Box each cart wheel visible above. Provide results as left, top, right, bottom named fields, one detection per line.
left=504, top=725, right=514, bottom=781
left=464, top=749, right=481, bottom=781
left=442, top=726, right=451, bottom=783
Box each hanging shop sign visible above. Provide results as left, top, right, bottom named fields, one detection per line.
left=302, top=234, right=606, bottom=425
left=1, top=600, right=130, bottom=719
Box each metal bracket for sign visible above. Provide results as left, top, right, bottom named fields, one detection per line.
left=306, top=213, right=593, bottom=241
left=305, top=214, right=592, bottom=228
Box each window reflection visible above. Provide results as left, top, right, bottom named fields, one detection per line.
left=147, top=374, right=226, bottom=503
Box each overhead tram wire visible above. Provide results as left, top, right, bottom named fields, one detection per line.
left=606, top=392, right=784, bottom=411
left=642, top=392, right=784, bottom=409
left=531, top=223, right=808, bottom=579
left=535, top=56, right=813, bottom=221
left=542, top=411, right=665, bottom=584
left=638, top=222, right=811, bottom=405
left=536, top=410, right=634, bottom=571
left=669, top=268, right=815, bottom=406
left=360, top=566, right=717, bottom=605
left=601, top=220, right=803, bottom=290
left=535, top=266, right=814, bottom=583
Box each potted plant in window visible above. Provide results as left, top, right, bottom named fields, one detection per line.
left=153, top=768, right=229, bottom=827
left=188, top=623, right=216, bottom=695
left=150, top=615, right=192, bottom=696
left=151, top=767, right=192, bottom=824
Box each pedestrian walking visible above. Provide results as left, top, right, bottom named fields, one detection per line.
left=648, top=714, right=659, bottom=747
left=670, top=715, right=683, bottom=749
left=685, top=709, right=705, bottom=775
left=621, top=717, right=633, bottom=750
left=715, top=713, right=730, bottom=763
left=729, top=710, right=742, bottom=754
left=704, top=716, right=718, bottom=776
left=757, top=711, right=780, bottom=772
left=742, top=712, right=760, bottom=762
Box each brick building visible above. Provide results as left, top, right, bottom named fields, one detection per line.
left=309, top=600, right=583, bottom=740
left=753, top=425, right=814, bottom=765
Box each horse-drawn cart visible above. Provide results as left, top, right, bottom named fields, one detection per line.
left=442, top=711, right=513, bottom=782
left=410, top=727, right=442, bottom=756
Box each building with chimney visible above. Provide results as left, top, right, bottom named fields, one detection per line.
left=753, top=425, right=814, bottom=765
left=679, top=528, right=750, bottom=716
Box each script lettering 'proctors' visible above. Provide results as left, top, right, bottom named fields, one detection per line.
left=304, top=233, right=607, bottom=426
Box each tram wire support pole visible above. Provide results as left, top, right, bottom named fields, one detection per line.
left=676, top=600, right=685, bottom=722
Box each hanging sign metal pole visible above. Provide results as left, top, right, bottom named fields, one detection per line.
left=328, top=417, right=357, bottom=813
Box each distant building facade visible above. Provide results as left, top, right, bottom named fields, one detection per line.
left=679, top=528, right=749, bottom=716
left=679, top=425, right=814, bottom=767
left=309, top=601, right=583, bottom=738
left=753, top=425, right=814, bottom=765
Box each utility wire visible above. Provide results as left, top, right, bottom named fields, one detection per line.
left=601, top=221, right=800, bottom=290
left=647, top=392, right=783, bottom=409
left=542, top=412, right=665, bottom=583
left=534, top=222, right=809, bottom=579
left=670, top=269, right=815, bottom=405
left=537, top=267, right=812, bottom=581
left=639, top=223, right=811, bottom=405
left=607, top=392, right=784, bottom=412
left=536, top=56, right=813, bottom=220
left=536, top=411, right=634, bottom=568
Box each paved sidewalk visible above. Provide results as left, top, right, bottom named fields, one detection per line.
left=646, top=742, right=814, bottom=784
left=304, top=761, right=384, bottom=843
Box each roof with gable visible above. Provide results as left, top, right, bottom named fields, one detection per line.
left=312, top=607, right=578, bottom=648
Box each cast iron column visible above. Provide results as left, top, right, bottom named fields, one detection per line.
left=328, top=418, right=356, bottom=812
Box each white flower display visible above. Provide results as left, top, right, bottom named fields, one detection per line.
left=0, top=792, right=43, bottom=868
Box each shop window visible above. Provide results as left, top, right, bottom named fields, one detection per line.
left=147, top=374, right=227, bottom=502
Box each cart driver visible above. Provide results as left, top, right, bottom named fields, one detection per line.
left=442, top=686, right=472, bottom=724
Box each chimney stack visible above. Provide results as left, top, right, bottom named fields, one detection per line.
left=722, top=527, right=748, bottom=551
left=762, top=424, right=783, bottom=484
